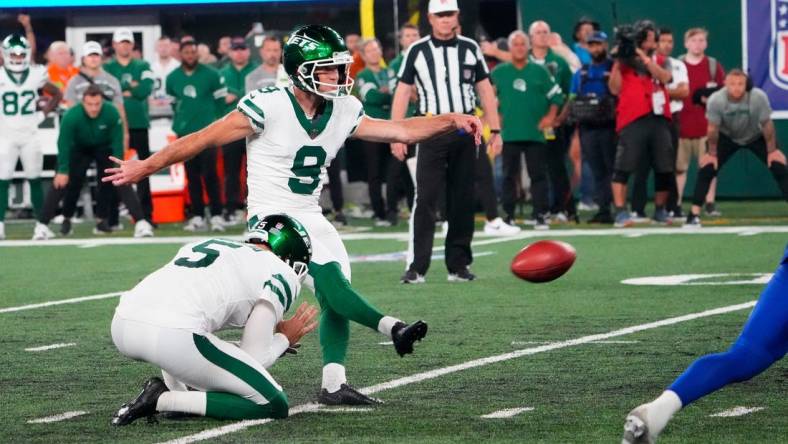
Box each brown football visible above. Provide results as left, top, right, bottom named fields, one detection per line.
left=511, top=240, right=576, bottom=283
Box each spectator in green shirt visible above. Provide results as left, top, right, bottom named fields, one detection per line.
left=166, top=37, right=227, bottom=232
left=219, top=37, right=257, bottom=225
left=491, top=30, right=563, bottom=230
left=389, top=23, right=421, bottom=119
left=37, top=85, right=152, bottom=238
left=529, top=20, right=577, bottom=220
left=355, top=38, right=396, bottom=226
left=384, top=22, right=421, bottom=225
left=105, top=28, right=155, bottom=223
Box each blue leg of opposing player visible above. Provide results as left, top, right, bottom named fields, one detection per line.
left=623, top=246, right=788, bottom=443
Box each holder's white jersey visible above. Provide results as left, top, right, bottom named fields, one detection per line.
left=237, top=86, right=364, bottom=215
left=114, top=239, right=300, bottom=334
left=0, top=65, right=47, bottom=131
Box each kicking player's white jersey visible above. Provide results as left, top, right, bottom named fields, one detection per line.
left=115, top=239, right=300, bottom=333
left=237, top=86, right=364, bottom=216
left=0, top=65, right=47, bottom=131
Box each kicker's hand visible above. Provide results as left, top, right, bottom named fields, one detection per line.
left=103, top=156, right=148, bottom=186
left=276, top=302, right=319, bottom=346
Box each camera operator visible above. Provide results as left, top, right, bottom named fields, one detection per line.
left=608, top=20, right=674, bottom=227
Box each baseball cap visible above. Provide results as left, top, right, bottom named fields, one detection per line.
left=587, top=31, right=608, bottom=44
left=230, top=37, right=247, bottom=50
left=428, top=0, right=459, bottom=14
left=179, top=36, right=197, bottom=47
left=82, top=41, right=103, bottom=57
left=112, top=28, right=135, bottom=44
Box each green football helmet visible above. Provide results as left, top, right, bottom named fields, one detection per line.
left=247, top=214, right=312, bottom=281
left=283, top=25, right=354, bottom=99
left=2, top=34, right=31, bottom=73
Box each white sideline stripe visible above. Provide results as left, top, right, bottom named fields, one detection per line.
left=709, top=406, right=765, bottom=417
left=378, top=341, right=394, bottom=345
left=481, top=407, right=534, bottom=418
left=2, top=225, right=788, bottom=248
left=0, top=292, right=123, bottom=314
left=315, top=407, right=375, bottom=413
left=160, top=299, right=757, bottom=444
left=25, top=342, right=76, bottom=352
left=510, top=340, right=639, bottom=346
left=27, top=411, right=87, bottom=424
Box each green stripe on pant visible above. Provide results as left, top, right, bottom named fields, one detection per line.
left=192, top=334, right=288, bottom=419
left=308, top=261, right=384, bottom=365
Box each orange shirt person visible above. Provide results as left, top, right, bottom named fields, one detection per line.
left=46, top=41, right=79, bottom=92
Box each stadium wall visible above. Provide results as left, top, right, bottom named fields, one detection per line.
left=520, top=0, right=785, bottom=198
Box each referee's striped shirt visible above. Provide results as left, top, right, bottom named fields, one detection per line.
left=397, top=35, right=489, bottom=115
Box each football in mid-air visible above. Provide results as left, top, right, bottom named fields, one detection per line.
left=511, top=240, right=576, bottom=283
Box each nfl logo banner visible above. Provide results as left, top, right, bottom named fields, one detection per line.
left=746, top=0, right=788, bottom=117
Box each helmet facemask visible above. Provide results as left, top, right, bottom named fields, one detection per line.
left=3, top=46, right=30, bottom=73
left=291, top=261, right=309, bottom=284
left=296, top=51, right=354, bottom=100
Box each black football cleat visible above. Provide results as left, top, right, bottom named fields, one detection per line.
left=391, top=320, right=428, bottom=357
left=111, top=377, right=169, bottom=426
left=318, top=384, right=382, bottom=406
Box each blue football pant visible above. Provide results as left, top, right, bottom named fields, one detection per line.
left=668, top=247, right=788, bottom=405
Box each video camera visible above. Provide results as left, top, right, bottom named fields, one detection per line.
left=611, top=20, right=656, bottom=65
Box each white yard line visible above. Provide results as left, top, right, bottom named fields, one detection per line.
left=159, top=300, right=757, bottom=444
left=0, top=291, right=123, bottom=314
left=27, top=411, right=87, bottom=424
left=315, top=407, right=375, bottom=413
left=2, top=226, right=788, bottom=248
left=709, top=406, right=765, bottom=417
left=25, top=342, right=76, bottom=352
left=510, top=340, right=639, bottom=346
left=480, top=407, right=534, bottom=419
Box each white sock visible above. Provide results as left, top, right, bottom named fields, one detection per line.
left=155, top=391, right=207, bottom=416
left=645, top=390, right=683, bottom=435
left=321, top=363, right=347, bottom=393
left=377, top=316, right=401, bottom=339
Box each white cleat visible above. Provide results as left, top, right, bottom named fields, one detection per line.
left=622, top=406, right=655, bottom=444
left=484, top=217, right=521, bottom=236
left=0, top=221, right=5, bottom=240
left=183, top=216, right=206, bottom=232
left=32, top=222, right=55, bottom=240
left=134, top=220, right=154, bottom=238
left=210, top=215, right=226, bottom=232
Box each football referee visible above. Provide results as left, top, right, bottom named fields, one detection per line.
left=391, top=0, right=502, bottom=283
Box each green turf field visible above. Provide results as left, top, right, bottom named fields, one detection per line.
left=1, top=204, right=787, bottom=443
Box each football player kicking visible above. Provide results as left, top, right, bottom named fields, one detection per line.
left=622, top=244, right=788, bottom=443
left=104, top=25, right=483, bottom=405
left=0, top=34, right=62, bottom=240
left=111, top=214, right=317, bottom=424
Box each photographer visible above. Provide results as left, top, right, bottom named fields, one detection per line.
left=608, top=20, right=674, bottom=227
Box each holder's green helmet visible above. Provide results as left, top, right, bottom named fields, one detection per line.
left=283, top=25, right=354, bottom=99
left=2, top=34, right=31, bottom=73
left=247, top=214, right=312, bottom=280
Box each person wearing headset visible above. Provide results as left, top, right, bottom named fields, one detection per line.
left=684, top=69, right=788, bottom=227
